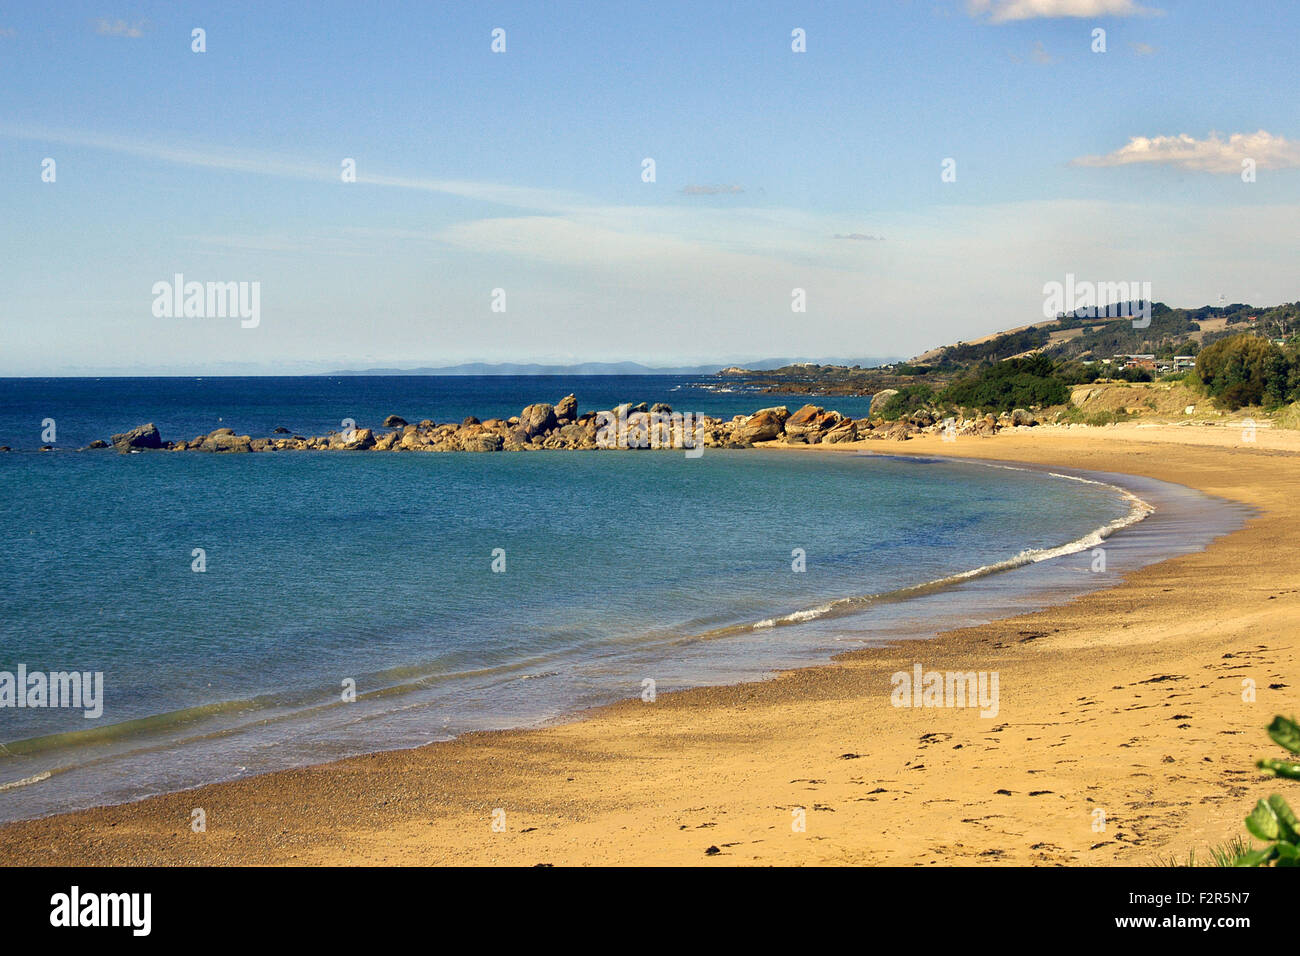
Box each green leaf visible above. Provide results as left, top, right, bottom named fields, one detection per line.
left=1276, top=842, right=1300, bottom=866
left=1267, top=715, right=1300, bottom=755
left=1258, top=757, right=1300, bottom=780
left=1233, top=848, right=1275, bottom=867
left=1269, top=794, right=1300, bottom=842
left=1245, top=799, right=1280, bottom=841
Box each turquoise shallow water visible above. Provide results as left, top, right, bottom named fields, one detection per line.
left=0, top=381, right=1249, bottom=822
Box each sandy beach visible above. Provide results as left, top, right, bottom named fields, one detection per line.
left=2, top=422, right=1297, bottom=866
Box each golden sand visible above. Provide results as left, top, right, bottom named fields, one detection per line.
left=2, top=423, right=1297, bottom=865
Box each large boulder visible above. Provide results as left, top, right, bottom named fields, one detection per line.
left=110, top=423, right=163, bottom=451
left=520, top=403, right=558, bottom=438
left=784, top=404, right=842, bottom=439
left=383, top=415, right=407, bottom=428
left=869, top=389, right=899, bottom=416
left=732, top=406, right=789, bottom=444
left=822, top=420, right=859, bottom=443
left=342, top=427, right=376, bottom=450
left=1011, top=408, right=1037, bottom=427
left=555, top=394, right=578, bottom=424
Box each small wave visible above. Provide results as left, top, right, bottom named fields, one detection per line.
left=0, top=771, right=52, bottom=792
left=728, top=468, right=1153, bottom=638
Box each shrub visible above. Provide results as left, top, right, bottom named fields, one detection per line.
left=1196, top=334, right=1288, bottom=410
left=940, top=355, right=1069, bottom=414
left=1234, top=714, right=1300, bottom=866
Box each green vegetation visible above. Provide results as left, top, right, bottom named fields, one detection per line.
left=874, top=384, right=938, bottom=420
left=939, top=354, right=1069, bottom=414
left=938, top=327, right=1050, bottom=366
left=1195, top=333, right=1297, bottom=410
left=1157, top=835, right=1251, bottom=868
left=1233, top=714, right=1300, bottom=867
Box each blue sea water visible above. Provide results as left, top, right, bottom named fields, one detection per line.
left=0, top=377, right=1247, bottom=822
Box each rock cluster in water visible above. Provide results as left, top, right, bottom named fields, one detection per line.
left=88, top=394, right=1037, bottom=453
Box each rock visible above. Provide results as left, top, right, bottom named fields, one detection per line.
left=555, top=394, right=578, bottom=424
left=273, top=426, right=291, bottom=434
left=460, top=431, right=503, bottom=452
left=383, top=415, right=407, bottom=428
left=649, top=402, right=672, bottom=415
left=85, top=440, right=109, bottom=449
left=629, top=402, right=648, bottom=414
left=399, top=429, right=429, bottom=451
left=733, top=409, right=786, bottom=443
left=208, top=427, right=236, bottom=437
left=869, top=389, right=899, bottom=416
left=784, top=404, right=842, bottom=439
left=373, top=432, right=399, bottom=451
left=1011, top=408, right=1036, bottom=427
left=110, top=422, right=163, bottom=451
left=342, top=427, right=376, bottom=450
left=823, top=420, right=859, bottom=443
left=556, top=422, right=595, bottom=448
left=461, top=416, right=480, bottom=427
left=200, top=432, right=253, bottom=453
left=519, top=403, right=558, bottom=438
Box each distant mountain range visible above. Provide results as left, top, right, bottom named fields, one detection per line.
left=327, top=358, right=904, bottom=376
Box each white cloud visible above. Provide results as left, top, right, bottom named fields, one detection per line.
left=1131, top=42, right=1157, bottom=55
left=95, top=18, right=146, bottom=38
left=968, top=0, right=1158, bottom=22
left=1074, top=130, right=1300, bottom=174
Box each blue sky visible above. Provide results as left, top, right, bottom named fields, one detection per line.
left=2, top=0, right=1298, bottom=374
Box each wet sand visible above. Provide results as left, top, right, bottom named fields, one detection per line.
left=2, top=422, right=1297, bottom=865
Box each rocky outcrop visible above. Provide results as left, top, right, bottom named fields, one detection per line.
left=200, top=428, right=253, bottom=453
left=519, top=403, right=558, bottom=438
left=96, top=392, right=1046, bottom=457
left=110, top=422, right=163, bottom=451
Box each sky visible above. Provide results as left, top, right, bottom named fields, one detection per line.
left=1, top=0, right=1298, bottom=375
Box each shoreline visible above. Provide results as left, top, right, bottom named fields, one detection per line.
left=0, top=454, right=1200, bottom=823
left=1, top=424, right=1297, bottom=865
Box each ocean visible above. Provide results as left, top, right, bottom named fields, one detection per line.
left=0, top=376, right=1248, bottom=821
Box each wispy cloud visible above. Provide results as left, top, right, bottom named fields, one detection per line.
left=834, top=233, right=885, bottom=241
left=968, top=0, right=1159, bottom=22
left=95, top=18, right=147, bottom=38
left=1131, top=41, right=1157, bottom=55
left=680, top=184, right=744, bottom=195
left=1030, top=41, right=1057, bottom=64
left=0, top=125, right=584, bottom=212
left=1074, top=130, right=1300, bottom=174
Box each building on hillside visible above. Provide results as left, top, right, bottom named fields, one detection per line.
left=1173, top=355, right=1196, bottom=371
